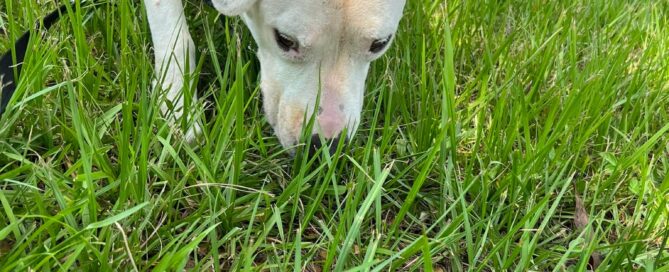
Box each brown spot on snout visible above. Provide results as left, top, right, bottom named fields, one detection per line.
left=290, top=109, right=305, bottom=141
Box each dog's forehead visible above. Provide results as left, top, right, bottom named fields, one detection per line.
left=343, top=0, right=406, bottom=37
left=259, top=0, right=405, bottom=39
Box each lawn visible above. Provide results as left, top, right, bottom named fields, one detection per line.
left=0, top=0, right=668, bottom=270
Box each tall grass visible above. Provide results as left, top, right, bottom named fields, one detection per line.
left=0, top=0, right=667, bottom=270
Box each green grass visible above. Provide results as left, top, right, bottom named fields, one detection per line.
left=1, top=0, right=668, bottom=270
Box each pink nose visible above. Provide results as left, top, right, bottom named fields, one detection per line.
left=317, top=102, right=345, bottom=138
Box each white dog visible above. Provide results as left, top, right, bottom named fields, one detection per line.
left=144, top=0, right=406, bottom=151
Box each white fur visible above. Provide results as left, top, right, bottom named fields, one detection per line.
left=144, top=0, right=406, bottom=146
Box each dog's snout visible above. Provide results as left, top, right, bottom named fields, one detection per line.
left=309, top=134, right=345, bottom=157
left=318, top=104, right=344, bottom=116
left=317, top=102, right=346, bottom=138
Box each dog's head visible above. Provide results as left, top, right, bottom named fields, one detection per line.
left=212, top=0, right=406, bottom=150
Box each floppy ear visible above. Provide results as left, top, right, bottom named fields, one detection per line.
left=210, top=0, right=258, bottom=16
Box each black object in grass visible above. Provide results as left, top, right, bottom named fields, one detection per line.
left=0, top=4, right=70, bottom=117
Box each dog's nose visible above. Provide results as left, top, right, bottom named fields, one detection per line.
left=317, top=102, right=346, bottom=139
left=309, top=134, right=344, bottom=157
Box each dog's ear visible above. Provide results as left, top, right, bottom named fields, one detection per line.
left=210, top=0, right=258, bottom=16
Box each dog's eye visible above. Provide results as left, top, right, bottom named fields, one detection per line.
left=370, top=35, right=392, bottom=53
left=274, top=29, right=299, bottom=52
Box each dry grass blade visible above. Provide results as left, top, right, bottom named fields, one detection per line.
left=574, top=188, right=602, bottom=269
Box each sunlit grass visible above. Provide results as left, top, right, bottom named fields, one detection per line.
left=0, top=0, right=667, bottom=270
